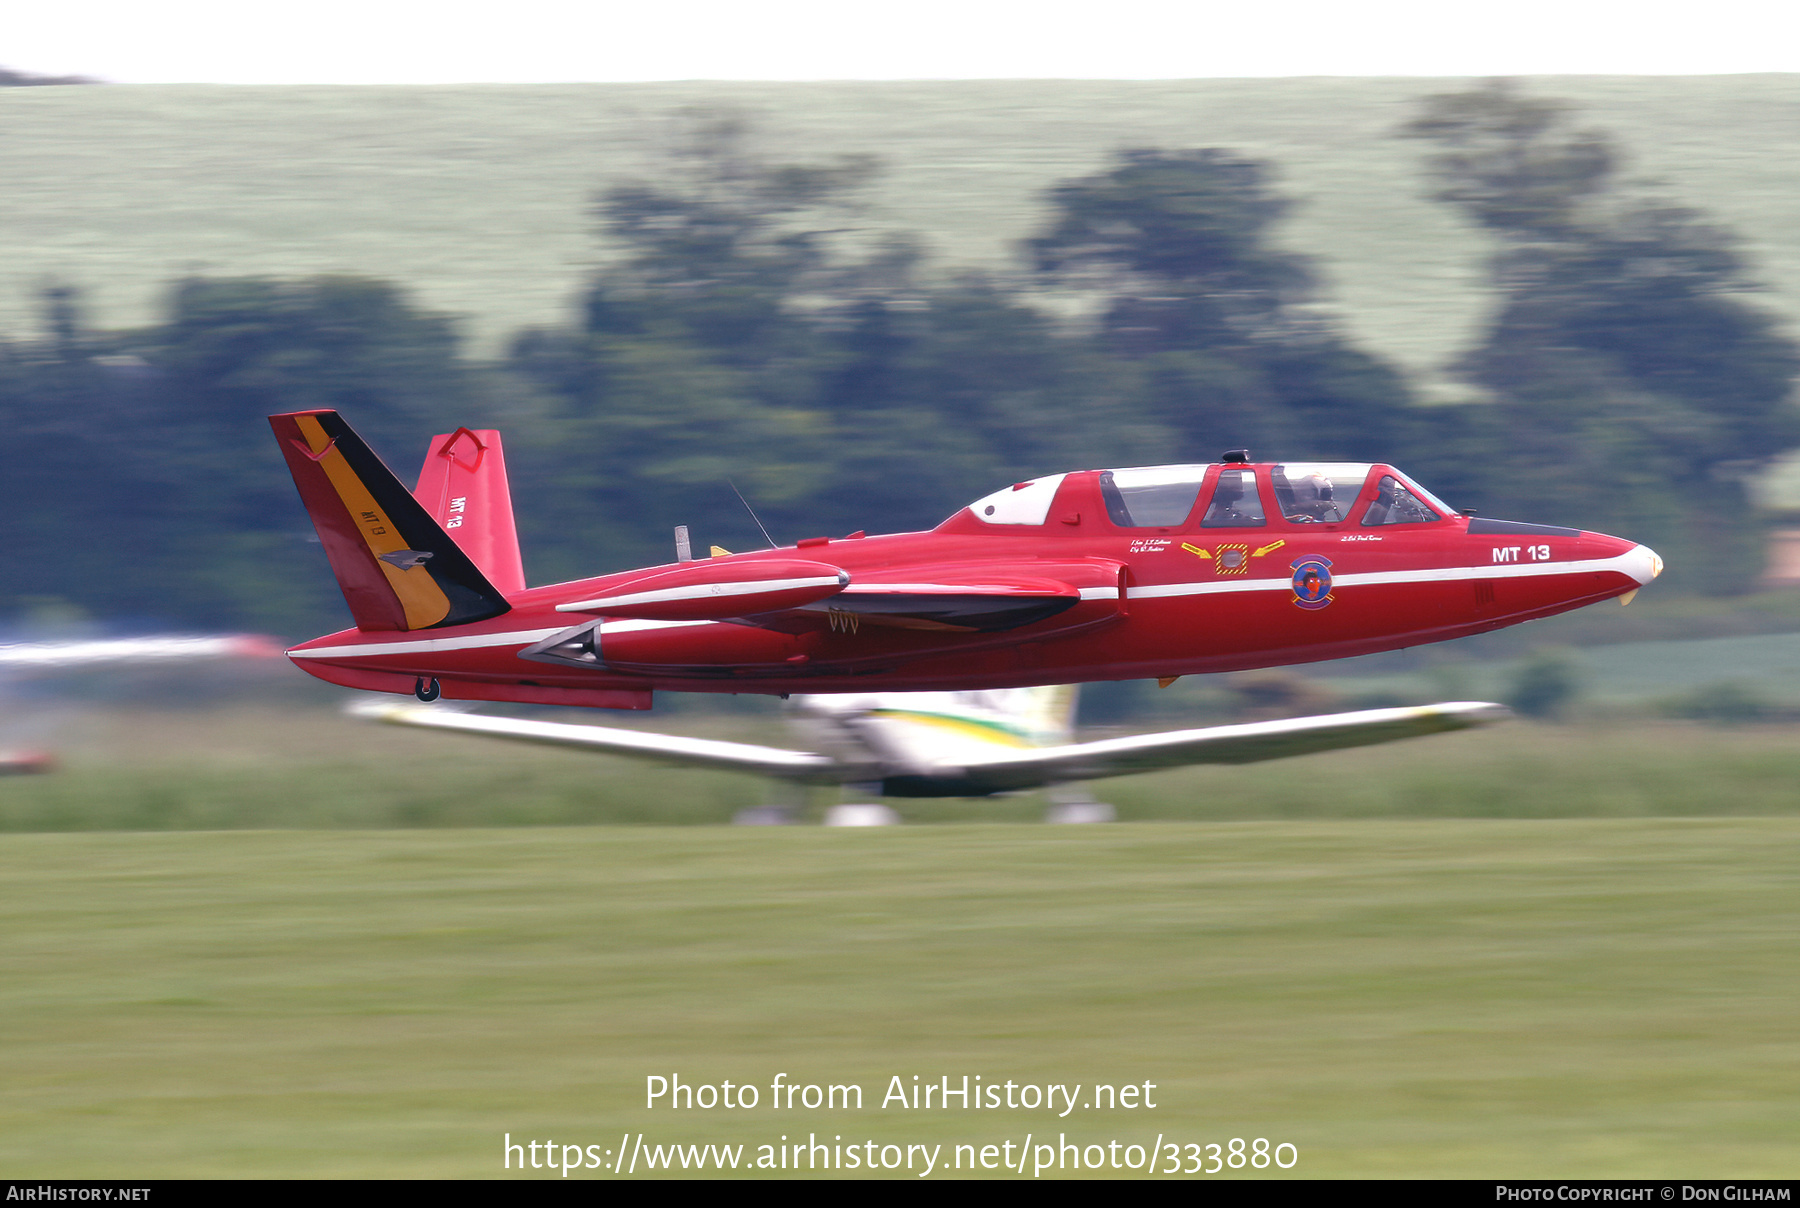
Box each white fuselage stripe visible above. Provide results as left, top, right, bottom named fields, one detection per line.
left=1124, top=550, right=1646, bottom=600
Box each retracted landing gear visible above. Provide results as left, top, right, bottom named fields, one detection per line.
left=413, top=677, right=441, bottom=702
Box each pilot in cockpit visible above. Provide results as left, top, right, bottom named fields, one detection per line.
left=1202, top=468, right=1266, bottom=528
left=1363, top=475, right=1440, bottom=526
left=1282, top=471, right=1340, bottom=523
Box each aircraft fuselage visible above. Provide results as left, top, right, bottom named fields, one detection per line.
left=285, top=462, right=1660, bottom=710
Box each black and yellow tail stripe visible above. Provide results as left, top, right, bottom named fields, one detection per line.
left=272, top=410, right=511, bottom=632
left=289, top=414, right=454, bottom=629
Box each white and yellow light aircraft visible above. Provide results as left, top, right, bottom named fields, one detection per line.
left=353, top=686, right=1506, bottom=822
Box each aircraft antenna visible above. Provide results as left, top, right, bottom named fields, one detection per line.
left=728, top=479, right=779, bottom=550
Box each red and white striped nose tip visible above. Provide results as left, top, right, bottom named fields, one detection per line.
left=1578, top=533, right=1663, bottom=604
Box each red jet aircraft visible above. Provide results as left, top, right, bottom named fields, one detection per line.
left=272, top=410, right=1662, bottom=712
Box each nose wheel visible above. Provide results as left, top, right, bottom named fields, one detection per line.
left=413, top=677, right=441, bottom=702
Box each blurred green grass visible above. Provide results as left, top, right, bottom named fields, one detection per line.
left=0, top=821, right=1792, bottom=1177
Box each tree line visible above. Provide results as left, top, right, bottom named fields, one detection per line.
left=3, top=82, right=1795, bottom=637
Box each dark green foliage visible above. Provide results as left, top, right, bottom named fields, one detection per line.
left=0, top=289, right=175, bottom=624
left=1662, top=681, right=1776, bottom=724
left=1404, top=82, right=1800, bottom=591
left=507, top=117, right=894, bottom=575
left=590, top=114, right=883, bottom=365
left=1404, top=84, right=1615, bottom=240
left=507, top=119, right=1187, bottom=581
left=1028, top=148, right=1421, bottom=465
left=0, top=64, right=96, bottom=86
left=1504, top=647, right=1582, bottom=719
left=0, top=279, right=490, bottom=634
left=0, top=124, right=1440, bottom=639
left=1030, top=149, right=1314, bottom=348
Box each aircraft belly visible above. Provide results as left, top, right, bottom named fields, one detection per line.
left=596, top=622, right=802, bottom=672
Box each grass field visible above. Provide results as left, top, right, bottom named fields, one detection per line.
left=5, top=679, right=1796, bottom=1178
left=0, top=821, right=1793, bottom=1178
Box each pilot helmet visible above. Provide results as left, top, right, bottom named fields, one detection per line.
left=1293, top=472, right=1334, bottom=504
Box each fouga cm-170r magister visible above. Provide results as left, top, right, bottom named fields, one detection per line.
left=271, top=410, right=1662, bottom=712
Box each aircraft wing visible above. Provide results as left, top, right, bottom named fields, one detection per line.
left=349, top=699, right=844, bottom=783
left=933, top=701, right=1509, bottom=795
left=353, top=696, right=1507, bottom=800
left=728, top=560, right=1126, bottom=636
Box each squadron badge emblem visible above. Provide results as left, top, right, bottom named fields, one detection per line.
left=1290, top=556, right=1334, bottom=610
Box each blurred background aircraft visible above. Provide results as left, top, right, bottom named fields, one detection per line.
left=354, top=686, right=1507, bottom=824
left=0, top=634, right=282, bottom=772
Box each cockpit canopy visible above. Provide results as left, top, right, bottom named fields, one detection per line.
left=959, top=462, right=1454, bottom=530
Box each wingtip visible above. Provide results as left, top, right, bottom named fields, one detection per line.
left=342, top=695, right=475, bottom=721
left=342, top=696, right=408, bottom=720
left=1428, top=701, right=1514, bottom=725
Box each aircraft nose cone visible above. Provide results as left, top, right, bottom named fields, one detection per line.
left=1621, top=543, right=1665, bottom=586
left=1582, top=533, right=1664, bottom=586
